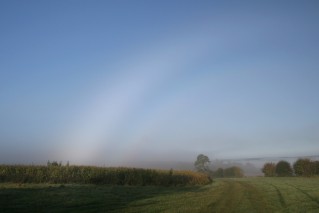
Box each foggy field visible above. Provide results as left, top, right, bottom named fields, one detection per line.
left=1, top=2, right=319, bottom=212
left=1, top=177, right=319, bottom=212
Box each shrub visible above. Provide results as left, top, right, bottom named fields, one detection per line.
left=293, top=158, right=314, bottom=177
left=293, top=158, right=319, bottom=177
left=262, top=162, right=276, bottom=177
left=275, top=161, right=293, bottom=177
left=313, top=161, right=319, bottom=175
left=213, top=168, right=224, bottom=178
left=223, top=166, right=244, bottom=178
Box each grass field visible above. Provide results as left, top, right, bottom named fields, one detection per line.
left=1, top=177, right=319, bottom=212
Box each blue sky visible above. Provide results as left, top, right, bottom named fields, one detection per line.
left=0, top=1, right=319, bottom=165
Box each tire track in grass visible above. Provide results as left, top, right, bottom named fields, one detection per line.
left=206, top=181, right=232, bottom=210
left=205, top=180, right=243, bottom=213
left=206, top=180, right=272, bottom=213
left=237, top=181, right=272, bottom=213
left=267, top=183, right=287, bottom=211
left=286, top=183, right=319, bottom=206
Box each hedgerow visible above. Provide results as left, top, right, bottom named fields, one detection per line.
left=0, top=165, right=211, bottom=186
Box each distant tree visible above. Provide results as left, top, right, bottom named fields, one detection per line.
left=224, top=166, right=244, bottom=178
left=313, top=161, right=319, bottom=175
left=262, top=162, right=276, bottom=177
left=214, top=168, right=224, bottom=178
left=47, top=161, right=62, bottom=167
left=194, top=154, right=211, bottom=173
left=275, top=161, right=293, bottom=177
left=293, top=158, right=314, bottom=177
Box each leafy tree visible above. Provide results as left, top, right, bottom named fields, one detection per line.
left=194, top=154, right=211, bottom=173
left=223, top=166, right=244, bottom=178
left=293, top=158, right=314, bottom=177
left=275, top=161, right=293, bottom=177
left=262, top=162, right=276, bottom=177
left=47, top=161, right=62, bottom=167
left=214, top=168, right=224, bottom=178
left=313, top=161, right=319, bottom=175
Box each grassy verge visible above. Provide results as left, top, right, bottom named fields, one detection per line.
left=1, top=177, right=319, bottom=212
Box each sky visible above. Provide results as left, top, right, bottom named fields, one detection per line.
left=0, top=0, right=319, bottom=165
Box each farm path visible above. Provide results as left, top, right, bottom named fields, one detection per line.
left=202, top=179, right=273, bottom=213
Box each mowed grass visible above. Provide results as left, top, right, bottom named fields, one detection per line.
left=1, top=177, right=319, bottom=212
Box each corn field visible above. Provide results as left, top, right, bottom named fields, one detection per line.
left=0, top=165, right=211, bottom=186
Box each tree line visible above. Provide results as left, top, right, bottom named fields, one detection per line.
left=262, top=158, right=319, bottom=177
left=194, top=154, right=244, bottom=178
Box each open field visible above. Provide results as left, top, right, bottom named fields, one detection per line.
left=1, top=177, right=319, bottom=212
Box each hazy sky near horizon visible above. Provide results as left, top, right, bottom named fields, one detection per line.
left=1, top=1, right=319, bottom=165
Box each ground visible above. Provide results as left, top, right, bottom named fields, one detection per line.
left=1, top=177, right=319, bottom=212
